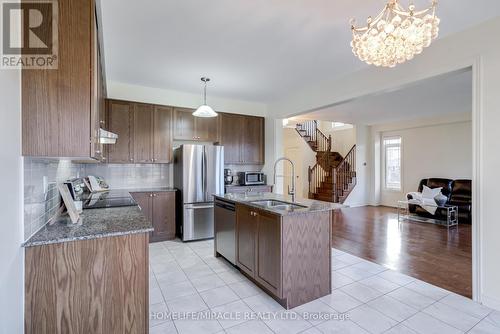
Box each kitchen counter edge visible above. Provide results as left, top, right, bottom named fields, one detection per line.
left=214, top=193, right=345, bottom=216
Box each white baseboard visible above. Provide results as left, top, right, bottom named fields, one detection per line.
left=481, top=294, right=500, bottom=311
left=344, top=203, right=366, bottom=208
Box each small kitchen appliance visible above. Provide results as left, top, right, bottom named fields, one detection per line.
left=224, top=169, right=233, bottom=185
left=237, top=171, right=266, bottom=186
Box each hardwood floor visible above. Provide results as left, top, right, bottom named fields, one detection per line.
left=332, top=206, right=472, bottom=298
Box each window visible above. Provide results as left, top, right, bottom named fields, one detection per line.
left=330, top=122, right=354, bottom=131
left=384, top=137, right=402, bottom=190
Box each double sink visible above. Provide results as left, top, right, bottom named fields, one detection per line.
left=250, top=199, right=307, bottom=211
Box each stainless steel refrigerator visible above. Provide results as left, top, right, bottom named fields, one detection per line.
left=174, top=144, right=224, bottom=241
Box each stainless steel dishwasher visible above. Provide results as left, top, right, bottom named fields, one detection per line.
left=214, top=198, right=236, bottom=265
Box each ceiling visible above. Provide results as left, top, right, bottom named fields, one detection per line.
left=100, top=0, right=500, bottom=103
left=301, top=68, right=472, bottom=125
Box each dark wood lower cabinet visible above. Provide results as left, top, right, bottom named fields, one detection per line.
left=132, top=191, right=176, bottom=242
left=235, top=203, right=332, bottom=309
left=236, top=204, right=257, bottom=276
left=25, top=233, right=149, bottom=334
left=256, top=210, right=281, bottom=296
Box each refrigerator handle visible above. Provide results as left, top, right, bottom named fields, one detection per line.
left=203, top=147, right=208, bottom=201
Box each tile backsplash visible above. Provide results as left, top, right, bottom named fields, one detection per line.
left=23, top=159, right=172, bottom=241
left=24, top=158, right=82, bottom=240
left=84, top=164, right=170, bottom=189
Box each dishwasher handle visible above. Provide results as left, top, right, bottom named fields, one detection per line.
left=215, top=201, right=235, bottom=211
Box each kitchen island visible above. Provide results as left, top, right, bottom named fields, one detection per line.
left=214, top=193, right=343, bottom=309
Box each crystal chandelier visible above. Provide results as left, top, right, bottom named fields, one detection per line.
left=350, top=0, right=440, bottom=68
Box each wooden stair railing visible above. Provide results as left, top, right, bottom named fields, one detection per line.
left=332, top=145, right=357, bottom=203
left=295, top=120, right=331, bottom=152
left=295, top=120, right=356, bottom=203
left=307, top=145, right=357, bottom=204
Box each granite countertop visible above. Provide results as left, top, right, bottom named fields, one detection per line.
left=214, top=192, right=344, bottom=216
left=21, top=187, right=178, bottom=248
left=124, top=187, right=177, bottom=193
left=23, top=206, right=153, bottom=247
left=225, top=184, right=272, bottom=187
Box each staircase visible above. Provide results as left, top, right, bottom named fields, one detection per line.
left=295, top=120, right=356, bottom=204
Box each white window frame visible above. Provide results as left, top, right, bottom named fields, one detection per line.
left=382, top=136, right=403, bottom=192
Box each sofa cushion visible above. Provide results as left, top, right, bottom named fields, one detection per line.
left=418, top=178, right=454, bottom=201
left=422, top=185, right=442, bottom=200
left=451, top=180, right=472, bottom=198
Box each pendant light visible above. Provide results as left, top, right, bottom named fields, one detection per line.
left=193, top=77, right=218, bottom=118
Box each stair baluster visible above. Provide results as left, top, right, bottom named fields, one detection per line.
left=296, top=120, right=356, bottom=203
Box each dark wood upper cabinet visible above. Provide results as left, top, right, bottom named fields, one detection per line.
left=219, top=113, right=265, bottom=164
left=107, top=100, right=133, bottom=163
left=173, top=108, right=196, bottom=140
left=105, top=100, right=263, bottom=165
left=173, top=108, right=220, bottom=142
left=220, top=113, right=244, bottom=164
left=153, top=106, right=173, bottom=163
left=196, top=116, right=219, bottom=142
left=242, top=116, right=265, bottom=164
left=133, top=104, right=154, bottom=163
left=22, top=0, right=105, bottom=159
left=236, top=204, right=257, bottom=276
left=106, top=100, right=173, bottom=164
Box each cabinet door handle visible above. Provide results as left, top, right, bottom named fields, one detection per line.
left=149, top=194, right=153, bottom=197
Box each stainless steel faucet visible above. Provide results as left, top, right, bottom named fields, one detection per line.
left=273, top=157, right=295, bottom=202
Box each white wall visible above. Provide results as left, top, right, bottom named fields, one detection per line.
left=0, top=70, right=23, bottom=332
left=377, top=119, right=472, bottom=207
left=317, top=122, right=356, bottom=157
left=343, top=125, right=371, bottom=207
left=107, top=81, right=268, bottom=117
left=269, top=17, right=500, bottom=309
left=282, top=128, right=317, bottom=198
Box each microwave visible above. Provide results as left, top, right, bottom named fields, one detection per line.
left=237, top=172, right=266, bottom=186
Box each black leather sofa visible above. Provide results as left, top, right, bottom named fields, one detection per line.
left=407, top=178, right=472, bottom=223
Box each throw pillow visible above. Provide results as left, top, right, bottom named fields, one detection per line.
left=422, top=185, right=442, bottom=200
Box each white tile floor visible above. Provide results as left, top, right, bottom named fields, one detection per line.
left=148, top=239, right=499, bottom=334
